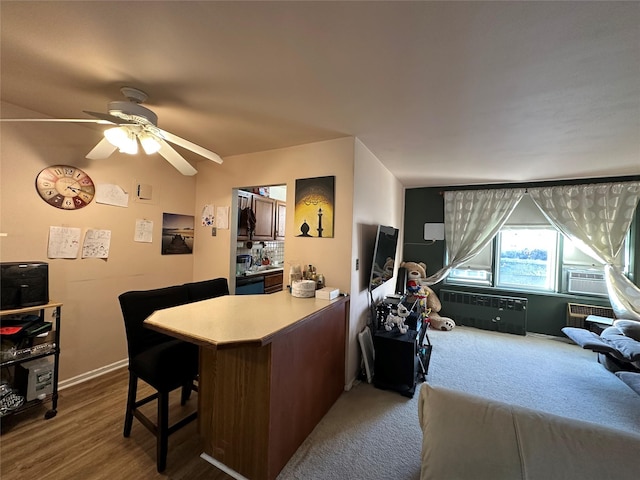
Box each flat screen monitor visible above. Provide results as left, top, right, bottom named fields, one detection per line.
left=368, top=225, right=399, bottom=292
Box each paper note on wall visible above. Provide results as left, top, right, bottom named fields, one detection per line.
left=201, top=204, right=215, bottom=226
left=82, top=229, right=111, bottom=258
left=134, top=219, right=153, bottom=243
left=48, top=226, right=81, bottom=258
left=95, top=183, right=129, bottom=207
left=216, top=206, right=230, bottom=229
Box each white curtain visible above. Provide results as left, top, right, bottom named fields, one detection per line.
left=529, top=181, right=640, bottom=320
left=423, top=188, right=525, bottom=285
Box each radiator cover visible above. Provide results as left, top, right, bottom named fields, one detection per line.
left=440, top=289, right=528, bottom=335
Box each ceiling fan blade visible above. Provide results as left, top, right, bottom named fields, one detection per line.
left=0, top=118, right=109, bottom=124
left=83, top=110, right=136, bottom=125
left=155, top=128, right=223, bottom=164
left=158, top=139, right=198, bottom=176
left=86, top=137, right=118, bottom=160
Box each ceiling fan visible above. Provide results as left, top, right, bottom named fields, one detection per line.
left=1, top=87, right=223, bottom=175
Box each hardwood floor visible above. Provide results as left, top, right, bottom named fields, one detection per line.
left=0, top=367, right=234, bottom=479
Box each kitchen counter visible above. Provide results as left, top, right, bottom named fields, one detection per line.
left=238, top=266, right=284, bottom=278
left=145, top=290, right=338, bottom=347
left=144, top=292, right=349, bottom=480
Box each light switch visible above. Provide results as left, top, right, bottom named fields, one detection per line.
left=137, top=183, right=153, bottom=200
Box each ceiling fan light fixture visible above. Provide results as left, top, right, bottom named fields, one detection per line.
left=139, top=132, right=161, bottom=155
left=104, top=126, right=127, bottom=147
left=119, top=130, right=138, bottom=155
left=104, top=126, right=138, bottom=155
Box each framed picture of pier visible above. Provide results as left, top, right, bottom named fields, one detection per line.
left=161, top=213, right=195, bottom=254
left=294, top=175, right=335, bottom=238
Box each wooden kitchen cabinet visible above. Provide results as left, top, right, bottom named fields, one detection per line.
left=275, top=201, right=286, bottom=240
left=237, top=191, right=285, bottom=241
left=264, top=270, right=284, bottom=294
left=252, top=195, right=276, bottom=241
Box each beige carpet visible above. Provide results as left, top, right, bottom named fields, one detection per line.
left=277, top=326, right=640, bottom=479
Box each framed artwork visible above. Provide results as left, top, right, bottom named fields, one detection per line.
left=161, top=213, right=195, bottom=255
left=294, top=175, right=335, bottom=238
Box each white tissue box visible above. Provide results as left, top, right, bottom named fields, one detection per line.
left=315, top=287, right=339, bottom=300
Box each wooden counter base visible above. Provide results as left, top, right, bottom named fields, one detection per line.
left=146, top=292, right=349, bottom=480
left=198, top=297, right=348, bottom=480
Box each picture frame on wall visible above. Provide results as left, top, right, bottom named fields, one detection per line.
left=294, top=175, right=335, bottom=238
left=161, top=213, right=195, bottom=254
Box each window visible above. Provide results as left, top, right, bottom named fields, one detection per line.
left=496, top=228, right=558, bottom=291
left=445, top=195, right=632, bottom=297
left=448, top=242, right=492, bottom=286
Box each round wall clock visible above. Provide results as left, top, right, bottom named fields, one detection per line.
left=35, top=165, right=95, bottom=210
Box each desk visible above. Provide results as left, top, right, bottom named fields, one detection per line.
left=145, top=291, right=349, bottom=480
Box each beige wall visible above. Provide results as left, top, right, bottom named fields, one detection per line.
left=193, top=138, right=355, bottom=294
left=1, top=101, right=398, bottom=389
left=1, top=103, right=198, bottom=381
left=349, top=139, right=404, bottom=385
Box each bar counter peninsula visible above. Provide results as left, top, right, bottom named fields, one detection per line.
left=145, top=291, right=349, bottom=480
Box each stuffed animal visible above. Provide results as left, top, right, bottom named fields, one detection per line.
left=385, top=303, right=410, bottom=334
left=400, top=261, right=427, bottom=280
left=422, top=285, right=442, bottom=313
left=401, top=261, right=441, bottom=311
left=401, top=260, right=456, bottom=331
left=430, top=314, right=456, bottom=331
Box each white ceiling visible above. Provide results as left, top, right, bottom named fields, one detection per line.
left=1, top=1, right=638, bottom=187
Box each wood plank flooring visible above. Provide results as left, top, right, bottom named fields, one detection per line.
left=0, top=367, right=234, bottom=479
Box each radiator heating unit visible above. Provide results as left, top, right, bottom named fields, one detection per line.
left=440, top=290, right=528, bottom=335
left=566, top=303, right=615, bottom=329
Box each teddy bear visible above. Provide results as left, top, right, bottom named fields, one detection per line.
left=430, top=315, right=456, bottom=331
left=400, top=260, right=456, bottom=332
left=384, top=303, right=410, bottom=334
left=400, top=261, right=427, bottom=281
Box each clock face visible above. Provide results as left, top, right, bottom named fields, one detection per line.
left=35, top=165, right=95, bottom=210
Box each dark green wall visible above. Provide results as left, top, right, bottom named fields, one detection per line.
left=403, top=178, right=640, bottom=336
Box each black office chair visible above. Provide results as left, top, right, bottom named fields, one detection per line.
left=184, top=277, right=229, bottom=302
left=118, top=285, right=198, bottom=473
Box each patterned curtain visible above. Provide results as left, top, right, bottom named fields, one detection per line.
left=423, top=188, right=525, bottom=285
left=529, top=181, right=640, bottom=320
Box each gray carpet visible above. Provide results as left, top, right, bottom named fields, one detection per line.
left=277, top=326, right=640, bottom=480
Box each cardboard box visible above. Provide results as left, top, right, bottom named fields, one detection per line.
left=315, top=287, right=340, bottom=300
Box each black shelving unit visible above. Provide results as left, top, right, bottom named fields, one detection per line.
left=1, top=302, right=61, bottom=420
left=373, top=298, right=431, bottom=397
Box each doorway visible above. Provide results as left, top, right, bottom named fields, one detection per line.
left=232, top=184, right=286, bottom=294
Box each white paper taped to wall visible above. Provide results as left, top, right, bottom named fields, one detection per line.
left=134, top=219, right=153, bottom=243
left=202, top=204, right=215, bottom=226
left=96, top=183, right=129, bottom=207
left=48, top=226, right=81, bottom=258
left=216, top=206, right=230, bottom=229
left=82, top=229, right=111, bottom=258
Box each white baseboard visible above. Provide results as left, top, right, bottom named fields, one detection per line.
left=200, top=453, right=249, bottom=480
left=58, top=358, right=128, bottom=391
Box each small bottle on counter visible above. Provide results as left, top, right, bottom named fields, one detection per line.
left=289, top=264, right=302, bottom=287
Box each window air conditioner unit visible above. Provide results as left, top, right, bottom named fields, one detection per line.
left=567, top=270, right=608, bottom=296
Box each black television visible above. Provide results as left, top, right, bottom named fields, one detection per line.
left=368, top=225, right=399, bottom=292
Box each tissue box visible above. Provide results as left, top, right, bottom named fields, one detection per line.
left=315, top=287, right=339, bottom=300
